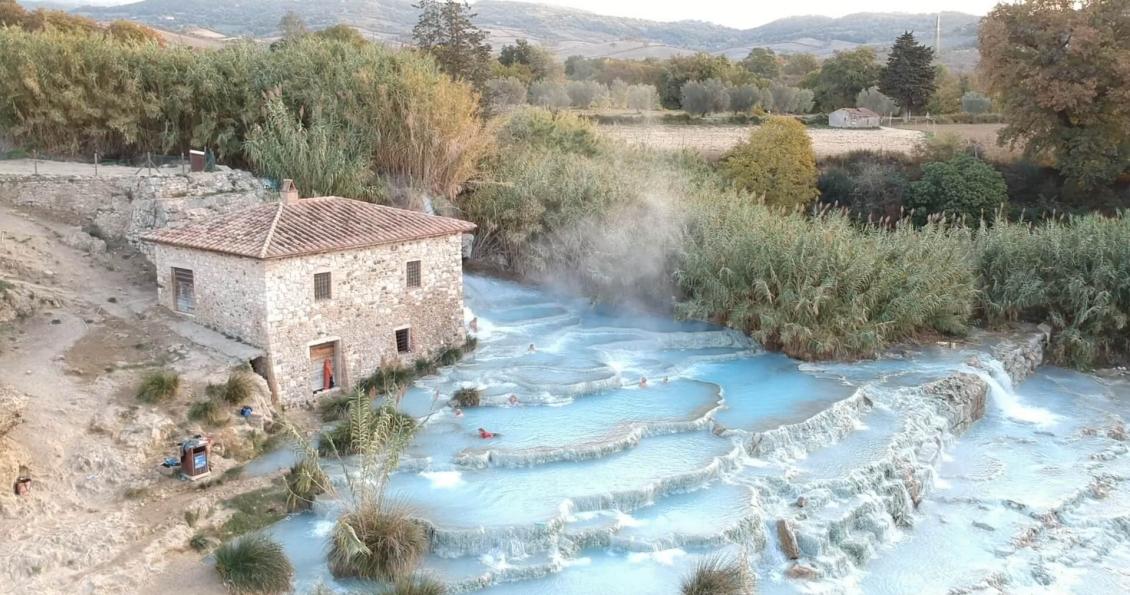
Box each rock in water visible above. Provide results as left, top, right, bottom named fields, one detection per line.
left=777, top=519, right=800, bottom=560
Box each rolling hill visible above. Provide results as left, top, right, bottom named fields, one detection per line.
left=66, top=0, right=982, bottom=68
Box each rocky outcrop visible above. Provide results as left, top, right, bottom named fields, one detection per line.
left=777, top=519, right=800, bottom=560
left=0, top=167, right=270, bottom=256
left=992, top=325, right=1050, bottom=383
left=921, top=372, right=988, bottom=433
left=0, top=386, right=27, bottom=437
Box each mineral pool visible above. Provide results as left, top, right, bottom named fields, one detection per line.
left=268, top=275, right=1130, bottom=594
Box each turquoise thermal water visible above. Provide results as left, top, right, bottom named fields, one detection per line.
left=264, top=275, right=1130, bottom=594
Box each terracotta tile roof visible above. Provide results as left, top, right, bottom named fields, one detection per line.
left=141, top=197, right=476, bottom=259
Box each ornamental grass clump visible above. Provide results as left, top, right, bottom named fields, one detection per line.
left=137, top=370, right=180, bottom=403
left=285, top=455, right=329, bottom=512
left=680, top=555, right=748, bottom=595
left=213, top=534, right=293, bottom=594
left=386, top=575, right=446, bottom=595
left=208, top=370, right=256, bottom=405
left=452, top=387, right=481, bottom=407
left=329, top=503, right=428, bottom=581
left=188, top=399, right=231, bottom=427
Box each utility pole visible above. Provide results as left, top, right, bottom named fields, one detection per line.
left=935, top=14, right=942, bottom=58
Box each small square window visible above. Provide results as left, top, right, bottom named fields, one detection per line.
left=406, top=260, right=421, bottom=288
left=314, top=272, right=332, bottom=301
left=395, top=328, right=411, bottom=354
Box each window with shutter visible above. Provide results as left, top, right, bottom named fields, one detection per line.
left=395, top=328, right=411, bottom=354
left=172, top=268, right=195, bottom=314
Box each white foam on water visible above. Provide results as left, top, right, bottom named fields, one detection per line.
left=312, top=519, right=335, bottom=538
left=979, top=359, right=1058, bottom=426
left=615, top=511, right=645, bottom=528
left=627, top=548, right=686, bottom=565
left=421, top=470, right=465, bottom=489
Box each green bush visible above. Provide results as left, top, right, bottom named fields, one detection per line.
left=452, top=387, right=481, bottom=407
left=318, top=394, right=352, bottom=422
left=285, top=456, right=327, bottom=512
left=207, top=371, right=256, bottom=405
left=318, top=406, right=417, bottom=456
left=188, top=399, right=231, bottom=427
left=681, top=555, right=747, bottom=595
left=358, top=365, right=414, bottom=396
left=976, top=213, right=1130, bottom=368
left=137, top=370, right=180, bottom=403
left=329, top=503, right=428, bottom=581
left=437, top=346, right=463, bottom=367
left=721, top=117, right=819, bottom=208
left=0, top=29, right=488, bottom=198
left=908, top=154, right=1008, bottom=223
left=213, top=534, right=293, bottom=594
left=496, top=107, right=604, bottom=157
left=677, top=198, right=976, bottom=361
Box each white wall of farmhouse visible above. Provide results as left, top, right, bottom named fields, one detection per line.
left=152, top=233, right=467, bottom=406
left=152, top=244, right=269, bottom=347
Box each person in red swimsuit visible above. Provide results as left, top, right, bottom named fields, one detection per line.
left=478, top=427, right=496, bottom=439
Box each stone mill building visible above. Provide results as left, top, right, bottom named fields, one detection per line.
left=141, top=182, right=475, bottom=406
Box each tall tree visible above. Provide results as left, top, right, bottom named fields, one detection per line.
left=498, top=38, right=561, bottom=83
left=278, top=11, right=308, bottom=40
left=879, top=32, right=936, bottom=117
left=412, top=0, right=492, bottom=91
left=808, top=48, right=881, bottom=112
left=980, top=0, right=1130, bottom=192
left=741, top=48, right=780, bottom=80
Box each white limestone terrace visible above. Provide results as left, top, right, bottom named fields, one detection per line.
left=265, top=275, right=1130, bottom=594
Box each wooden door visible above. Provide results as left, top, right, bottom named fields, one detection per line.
left=309, top=342, right=337, bottom=393
left=172, top=268, right=195, bottom=314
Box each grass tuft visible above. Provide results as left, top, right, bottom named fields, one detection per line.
left=208, top=370, right=256, bottom=405
left=137, top=370, right=180, bottom=403
left=213, top=534, right=293, bottom=594
left=329, top=502, right=428, bottom=581
left=318, top=406, right=416, bottom=456
left=285, top=456, right=328, bottom=512
left=451, top=387, right=481, bottom=408
left=188, top=399, right=231, bottom=427
left=681, top=555, right=748, bottom=595
left=386, top=574, right=446, bottom=595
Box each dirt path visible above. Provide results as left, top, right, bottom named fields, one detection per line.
left=0, top=203, right=273, bottom=594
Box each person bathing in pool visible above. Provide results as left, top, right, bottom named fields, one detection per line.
left=478, top=427, right=500, bottom=439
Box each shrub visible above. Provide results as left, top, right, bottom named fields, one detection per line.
left=189, top=533, right=213, bottom=552
left=484, top=76, right=527, bottom=110
left=213, top=534, right=293, bottom=594
left=452, top=387, right=481, bottom=407
left=319, top=394, right=352, bottom=422
left=913, top=132, right=974, bottom=163
left=976, top=213, right=1130, bottom=368
left=495, top=107, right=604, bottom=157
left=528, top=81, right=571, bottom=110
left=437, top=346, right=463, bottom=366
left=908, top=154, right=1008, bottom=223
left=137, top=370, right=180, bottom=403
left=680, top=79, right=730, bottom=116
left=721, top=117, right=819, bottom=208
left=318, top=406, right=417, bottom=456
left=677, top=198, right=976, bottom=360
left=961, top=91, right=992, bottom=115
left=208, top=371, right=256, bottom=405
left=285, top=455, right=328, bottom=512
left=414, top=358, right=437, bottom=376
left=681, top=555, right=747, bottom=595
left=386, top=575, right=446, bottom=595
left=329, top=503, right=428, bottom=581
left=188, top=399, right=231, bottom=427
left=358, top=365, right=413, bottom=396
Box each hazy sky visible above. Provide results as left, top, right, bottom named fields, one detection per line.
left=511, top=0, right=1000, bottom=28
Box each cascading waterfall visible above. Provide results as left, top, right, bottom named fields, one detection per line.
left=267, top=276, right=1130, bottom=594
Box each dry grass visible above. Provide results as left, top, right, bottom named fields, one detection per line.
left=894, top=123, right=1024, bottom=162
left=600, top=123, right=924, bottom=160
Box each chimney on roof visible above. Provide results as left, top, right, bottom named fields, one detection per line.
left=280, top=179, right=299, bottom=204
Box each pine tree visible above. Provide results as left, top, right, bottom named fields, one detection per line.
left=412, top=0, right=491, bottom=92
left=879, top=32, right=936, bottom=117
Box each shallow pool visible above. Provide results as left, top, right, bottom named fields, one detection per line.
left=270, top=276, right=1130, bottom=594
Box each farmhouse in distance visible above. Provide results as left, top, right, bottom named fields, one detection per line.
left=142, top=182, right=476, bottom=405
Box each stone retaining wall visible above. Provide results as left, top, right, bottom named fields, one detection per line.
left=0, top=167, right=271, bottom=255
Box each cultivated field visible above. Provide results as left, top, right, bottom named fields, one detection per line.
left=600, top=123, right=926, bottom=159
left=894, top=123, right=1024, bottom=162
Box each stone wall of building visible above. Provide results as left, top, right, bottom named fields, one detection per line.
left=264, top=234, right=466, bottom=405
left=0, top=167, right=270, bottom=254
left=152, top=244, right=269, bottom=348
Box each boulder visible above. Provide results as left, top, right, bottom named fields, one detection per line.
left=786, top=563, right=818, bottom=580
left=922, top=372, right=988, bottom=432
left=777, top=519, right=800, bottom=560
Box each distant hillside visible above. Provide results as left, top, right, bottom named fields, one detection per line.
left=68, top=0, right=982, bottom=68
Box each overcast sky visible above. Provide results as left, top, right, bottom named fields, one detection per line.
left=506, top=0, right=1000, bottom=29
